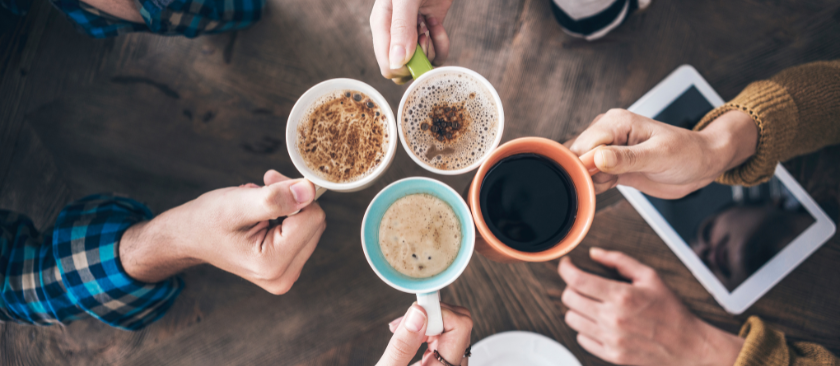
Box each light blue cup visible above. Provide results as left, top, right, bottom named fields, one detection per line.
left=362, top=177, right=475, bottom=336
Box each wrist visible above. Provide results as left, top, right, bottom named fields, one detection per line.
left=695, top=319, right=745, bottom=366
left=120, top=214, right=201, bottom=283
left=698, top=110, right=758, bottom=178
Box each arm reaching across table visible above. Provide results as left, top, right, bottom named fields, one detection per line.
left=569, top=59, right=840, bottom=199
left=693, top=59, right=840, bottom=186
left=0, top=169, right=326, bottom=330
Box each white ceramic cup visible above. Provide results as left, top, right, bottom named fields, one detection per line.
left=396, top=67, right=505, bottom=175
left=286, top=79, right=399, bottom=200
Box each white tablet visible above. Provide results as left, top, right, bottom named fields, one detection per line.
left=619, top=65, right=836, bottom=314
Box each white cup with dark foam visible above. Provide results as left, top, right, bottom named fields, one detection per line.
left=397, top=48, right=505, bottom=175
left=286, top=79, right=399, bottom=201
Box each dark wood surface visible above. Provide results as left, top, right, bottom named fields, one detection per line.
left=1, top=0, right=839, bottom=365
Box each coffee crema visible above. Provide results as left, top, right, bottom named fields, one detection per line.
left=402, top=72, right=498, bottom=170
left=297, top=90, right=388, bottom=183
left=379, top=193, right=462, bottom=278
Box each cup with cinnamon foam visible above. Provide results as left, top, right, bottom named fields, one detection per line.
left=286, top=79, right=398, bottom=202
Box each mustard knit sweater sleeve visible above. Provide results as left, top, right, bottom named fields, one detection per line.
left=734, top=317, right=839, bottom=366
left=694, top=59, right=840, bottom=186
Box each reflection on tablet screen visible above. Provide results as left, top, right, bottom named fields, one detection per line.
left=644, top=86, right=816, bottom=292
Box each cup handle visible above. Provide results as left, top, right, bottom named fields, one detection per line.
left=579, top=146, right=603, bottom=176
left=313, top=184, right=328, bottom=200
left=416, top=291, right=444, bottom=336
left=288, top=181, right=328, bottom=216
left=406, top=44, right=434, bottom=80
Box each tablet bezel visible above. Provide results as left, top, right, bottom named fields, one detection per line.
left=618, top=65, right=837, bottom=314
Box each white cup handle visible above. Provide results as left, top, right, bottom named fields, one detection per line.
left=288, top=182, right=328, bottom=216
left=417, top=291, right=443, bottom=336
left=313, top=184, right=327, bottom=200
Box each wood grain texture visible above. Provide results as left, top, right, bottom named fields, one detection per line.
left=1, top=0, right=839, bottom=364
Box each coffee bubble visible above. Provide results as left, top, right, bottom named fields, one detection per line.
left=402, top=71, right=498, bottom=170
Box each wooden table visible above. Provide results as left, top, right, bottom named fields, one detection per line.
left=1, top=0, right=839, bottom=364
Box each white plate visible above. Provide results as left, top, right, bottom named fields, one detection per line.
left=470, top=331, right=581, bottom=366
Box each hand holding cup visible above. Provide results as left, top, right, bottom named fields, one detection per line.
left=378, top=302, right=473, bottom=366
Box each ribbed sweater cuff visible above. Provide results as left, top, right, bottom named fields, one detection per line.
left=694, top=80, right=798, bottom=186
left=734, top=316, right=789, bottom=366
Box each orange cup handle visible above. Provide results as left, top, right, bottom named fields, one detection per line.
left=579, top=147, right=601, bottom=176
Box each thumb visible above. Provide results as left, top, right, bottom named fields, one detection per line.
left=388, top=0, right=420, bottom=70
left=589, top=247, right=655, bottom=283
left=238, top=179, right=316, bottom=223
left=377, top=304, right=428, bottom=366
left=594, top=145, right=653, bottom=175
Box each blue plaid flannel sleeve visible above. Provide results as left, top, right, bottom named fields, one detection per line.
left=0, top=194, right=182, bottom=330
left=45, top=0, right=264, bottom=38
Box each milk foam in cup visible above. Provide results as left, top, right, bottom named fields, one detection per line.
left=397, top=46, right=505, bottom=175
left=362, top=177, right=475, bottom=336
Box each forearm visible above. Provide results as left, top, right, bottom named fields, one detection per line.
left=120, top=217, right=202, bottom=283
left=695, top=59, right=840, bottom=186
left=0, top=195, right=183, bottom=330
left=79, top=0, right=144, bottom=23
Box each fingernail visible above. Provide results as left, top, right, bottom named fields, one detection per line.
left=404, top=306, right=426, bottom=333
left=419, top=19, right=429, bottom=36
left=590, top=247, right=604, bottom=257
left=390, top=44, right=406, bottom=69
left=595, top=148, right=616, bottom=170
left=388, top=316, right=403, bottom=329
left=290, top=180, right=313, bottom=204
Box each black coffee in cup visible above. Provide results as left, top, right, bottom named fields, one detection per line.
left=478, top=153, right=578, bottom=252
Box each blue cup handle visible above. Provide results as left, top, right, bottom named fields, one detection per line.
left=417, top=291, right=443, bottom=336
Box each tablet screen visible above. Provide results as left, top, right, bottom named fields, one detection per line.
left=644, top=86, right=816, bottom=292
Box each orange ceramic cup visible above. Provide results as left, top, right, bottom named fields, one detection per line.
left=468, top=137, right=598, bottom=263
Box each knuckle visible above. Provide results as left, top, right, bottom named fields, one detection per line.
left=266, top=279, right=295, bottom=295
left=390, top=18, right=412, bottom=38
left=609, top=348, right=631, bottom=365
left=259, top=191, right=277, bottom=213
left=388, top=337, right=416, bottom=361
left=455, top=305, right=471, bottom=318
left=461, top=314, right=473, bottom=331
left=609, top=313, right=628, bottom=329
left=564, top=311, right=576, bottom=326
left=605, top=108, right=629, bottom=120
left=252, top=261, right=285, bottom=281
left=564, top=270, right=582, bottom=288
left=614, top=289, right=635, bottom=307
left=620, top=149, right=638, bottom=168
left=640, top=267, right=657, bottom=280
left=380, top=65, right=396, bottom=78
left=561, top=289, right=574, bottom=307
left=313, top=206, right=327, bottom=223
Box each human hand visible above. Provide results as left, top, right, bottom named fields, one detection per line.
left=568, top=109, right=758, bottom=199
left=370, top=0, right=454, bottom=84
left=558, top=248, right=744, bottom=366
left=121, top=169, right=326, bottom=295
left=378, top=302, right=473, bottom=366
